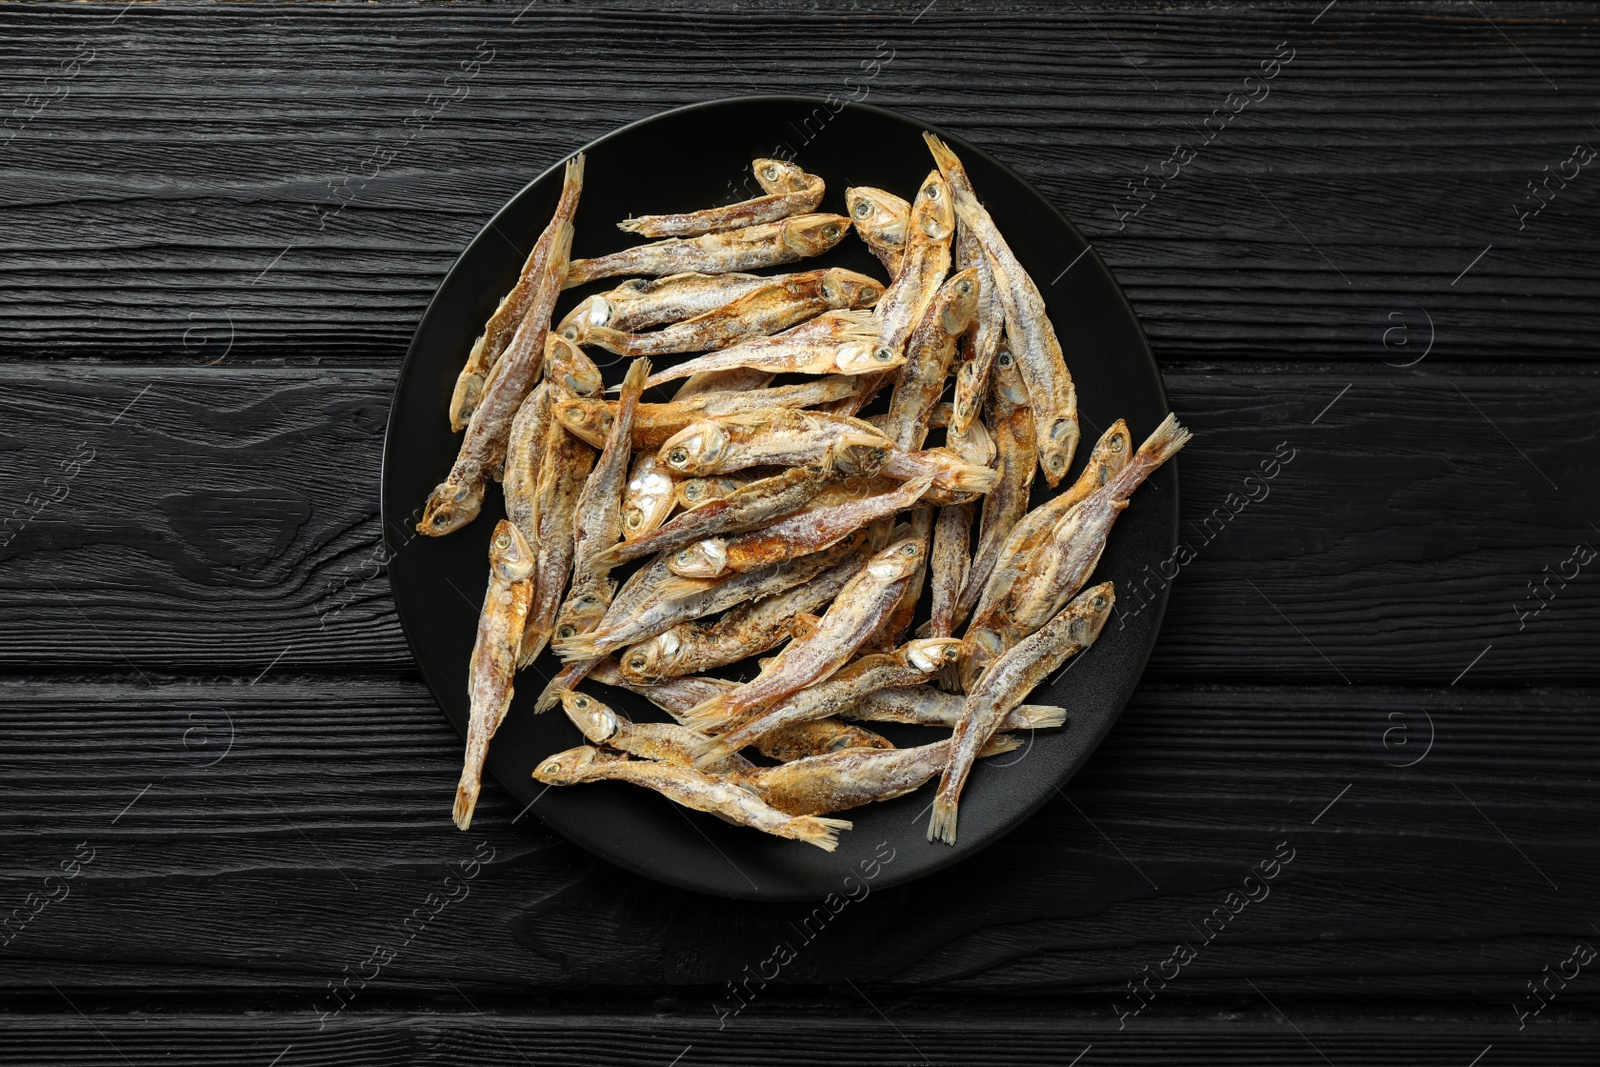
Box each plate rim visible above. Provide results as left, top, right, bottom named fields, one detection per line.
left=380, top=93, right=1176, bottom=899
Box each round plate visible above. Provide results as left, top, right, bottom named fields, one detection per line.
left=382, top=95, right=1176, bottom=901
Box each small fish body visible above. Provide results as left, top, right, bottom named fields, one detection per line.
left=968, top=417, right=1128, bottom=626
left=925, top=133, right=1079, bottom=486
left=744, top=732, right=1020, bottom=816
left=502, top=383, right=555, bottom=549
left=667, top=469, right=934, bottom=579
left=599, top=460, right=840, bottom=570
left=558, top=689, right=754, bottom=776
left=950, top=208, right=1005, bottom=437
left=533, top=745, right=853, bottom=850
left=555, top=376, right=860, bottom=451
left=556, top=272, right=770, bottom=341
left=639, top=314, right=898, bottom=389
left=927, top=502, right=974, bottom=639
left=843, top=686, right=1066, bottom=731
left=566, top=212, right=852, bottom=289
left=588, top=659, right=892, bottom=761
left=929, top=582, right=1115, bottom=845
left=453, top=521, right=536, bottom=830
left=618, top=159, right=825, bottom=238
left=422, top=154, right=585, bottom=536
left=883, top=267, right=980, bottom=451
left=695, top=638, right=963, bottom=767
left=616, top=544, right=870, bottom=682
left=583, top=268, right=882, bottom=357
left=845, top=186, right=910, bottom=278
left=676, top=536, right=927, bottom=731
left=519, top=407, right=597, bottom=667
left=657, top=407, right=892, bottom=477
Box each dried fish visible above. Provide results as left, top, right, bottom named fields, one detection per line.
left=519, top=405, right=596, bottom=667
left=618, top=159, right=825, bottom=238
left=558, top=689, right=754, bottom=776
left=584, top=268, right=880, bottom=358
left=555, top=376, right=860, bottom=451
left=453, top=521, right=535, bottom=830
left=950, top=206, right=1004, bottom=436
left=677, top=536, right=926, bottom=731
left=695, top=639, right=962, bottom=767
left=843, top=686, right=1065, bottom=731
left=566, top=213, right=851, bottom=288
left=501, top=383, right=554, bottom=550
left=542, top=333, right=604, bottom=398
left=639, top=318, right=896, bottom=389
left=422, top=155, right=584, bottom=535
left=557, top=272, right=770, bottom=341
left=622, top=451, right=676, bottom=541
left=925, top=133, right=1079, bottom=485
left=845, top=186, right=910, bottom=278
left=927, top=502, right=973, bottom=638
left=883, top=267, right=980, bottom=450
left=533, top=746, right=852, bottom=850
left=745, top=733, right=1021, bottom=816
left=929, top=582, right=1115, bottom=845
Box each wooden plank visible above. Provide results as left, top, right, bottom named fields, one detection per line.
left=0, top=1011, right=1595, bottom=1066
left=2, top=675, right=1595, bottom=1003
left=0, top=4, right=1595, bottom=360
left=0, top=364, right=1594, bottom=683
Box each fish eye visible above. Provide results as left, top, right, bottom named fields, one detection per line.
left=432, top=513, right=450, bottom=527
left=626, top=513, right=641, bottom=527
left=684, top=484, right=702, bottom=498
left=668, top=448, right=688, bottom=465
left=561, top=326, right=578, bottom=340
left=852, top=199, right=872, bottom=219
left=494, top=532, right=512, bottom=550
left=540, top=760, right=560, bottom=775
left=762, top=164, right=779, bottom=180
left=574, top=696, right=589, bottom=708
left=1110, top=434, right=1125, bottom=453
left=628, top=655, right=647, bottom=670
left=997, top=352, right=1013, bottom=368
left=823, top=224, right=840, bottom=240
left=900, top=543, right=917, bottom=555
left=1092, top=594, right=1108, bottom=609
left=557, top=626, right=575, bottom=639
left=872, top=347, right=893, bottom=362
left=956, top=280, right=972, bottom=295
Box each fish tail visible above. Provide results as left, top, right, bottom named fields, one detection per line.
left=691, top=735, right=737, bottom=770
left=922, top=132, right=964, bottom=183
left=979, top=733, right=1023, bottom=757
left=926, top=797, right=959, bottom=845
left=551, top=631, right=602, bottom=660
left=678, top=695, right=733, bottom=734
left=1012, top=704, right=1068, bottom=729
left=787, top=815, right=853, bottom=852
left=453, top=747, right=485, bottom=831
left=517, top=626, right=552, bottom=670
left=1135, top=413, right=1192, bottom=470
left=536, top=660, right=592, bottom=712
left=616, top=216, right=646, bottom=235
left=936, top=459, right=997, bottom=495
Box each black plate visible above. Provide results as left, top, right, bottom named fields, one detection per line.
left=381, top=95, right=1176, bottom=901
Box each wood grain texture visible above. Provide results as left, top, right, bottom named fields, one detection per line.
left=0, top=1012, right=1595, bottom=1066
left=0, top=364, right=1593, bottom=683
left=0, top=3, right=1595, bottom=361
left=2, top=675, right=1595, bottom=1007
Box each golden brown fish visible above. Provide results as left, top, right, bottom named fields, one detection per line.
left=845, top=186, right=910, bottom=278
left=557, top=272, right=770, bottom=341
left=883, top=267, right=980, bottom=451
left=745, top=732, right=1021, bottom=816
left=843, top=686, right=1066, bottom=730
left=618, top=159, right=825, bottom=238
left=566, top=213, right=851, bottom=288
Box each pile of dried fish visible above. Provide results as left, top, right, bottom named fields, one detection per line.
left=421, top=143, right=1189, bottom=850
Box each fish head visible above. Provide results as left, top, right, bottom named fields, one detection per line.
left=555, top=398, right=613, bottom=445
left=660, top=421, right=730, bottom=474
left=558, top=295, right=609, bottom=340
left=845, top=186, right=909, bottom=244
left=532, top=745, right=609, bottom=784
left=619, top=629, right=686, bottom=683
left=1069, top=582, right=1117, bottom=644
left=753, top=158, right=810, bottom=194
left=553, top=590, right=608, bottom=642
left=487, top=520, right=536, bottom=582
left=545, top=335, right=604, bottom=397
left=939, top=268, right=981, bottom=335
left=991, top=345, right=1030, bottom=407
left=676, top=476, right=735, bottom=509
left=867, top=536, right=927, bottom=582
left=821, top=268, right=883, bottom=311
left=905, top=637, right=964, bottom=672
left=912, top=170, right=955, bottom=241
left=1040, top=415, right=1081, bottom=485
left=669, top=539, right=728, bottom=579
left=418, top=478, right=486, bottom=537
left=782, top=213, right=851, bottom=257
left=1091, top=419, right=1132, bottom=485
left=834, top=341, right=903, bottom=376
left=559, top=690, right=619, bottom=743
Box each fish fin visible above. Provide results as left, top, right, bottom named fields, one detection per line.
left=926, top=797, right=958, bottom=845
left=691, top=734, right=738, bottom=770
left=656, top=574, right=719, bottom=600
left=912, top=618, right=933, bottom=639
left=615, top=216, right=647, bottom=235
left=1011, top=704, right=1067, bottom=730
left=452, top=774, right=479, bottom=831
left=590, top=542, right=629, bottom=571
left=678, top=695, right=733, bottom=734
left=936, top=459, right=998, bottom=495
left=788, top=815, right=853, bottom=852
left=979, top=733, right=1022, bottom=757
left=1139, top=412, right=1193, bottom=466
left=550, top=633, right=600, bottom=660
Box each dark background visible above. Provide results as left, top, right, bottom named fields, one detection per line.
left=1, top=2, right=1596, bottom=1063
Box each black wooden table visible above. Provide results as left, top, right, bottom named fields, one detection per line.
left=2, top=2, right=1596, bottom=1063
